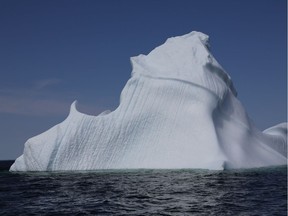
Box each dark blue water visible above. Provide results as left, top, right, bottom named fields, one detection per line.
left=0, top=165, right=287, bottom=215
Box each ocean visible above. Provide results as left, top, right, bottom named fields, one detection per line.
left=0, top=161, right=287, bottom=215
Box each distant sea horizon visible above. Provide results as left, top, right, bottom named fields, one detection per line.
left=0, top=160, right=14, bottom=171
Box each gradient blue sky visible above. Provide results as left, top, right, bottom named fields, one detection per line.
left=0, top=0, right=286, bottom=160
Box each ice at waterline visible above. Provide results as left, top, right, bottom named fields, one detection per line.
left=10, top=31, right=287, bottom=171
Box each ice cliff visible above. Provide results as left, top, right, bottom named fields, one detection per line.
left=10, top=31, right=287, bottom=171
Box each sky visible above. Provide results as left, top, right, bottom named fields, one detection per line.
left=0, top=0, right=286, bottom=160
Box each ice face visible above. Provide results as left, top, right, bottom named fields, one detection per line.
left=10, top=31, right=287, bottom=171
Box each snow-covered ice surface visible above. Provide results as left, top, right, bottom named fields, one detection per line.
left=10, top=31, right=287, bottom=171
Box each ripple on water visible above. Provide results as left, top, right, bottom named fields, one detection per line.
left=0, top=166, right=287, bottom=215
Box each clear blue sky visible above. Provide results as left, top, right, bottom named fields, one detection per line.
left=0, top=0, right=286, bottom=160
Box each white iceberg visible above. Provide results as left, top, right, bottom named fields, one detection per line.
left=10, top=31, right=287, bottom=171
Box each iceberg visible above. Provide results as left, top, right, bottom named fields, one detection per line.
left=10, top=31, right=287, bottom=171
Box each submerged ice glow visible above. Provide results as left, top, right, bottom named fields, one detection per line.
left=10, top=31, right=287, bottom=171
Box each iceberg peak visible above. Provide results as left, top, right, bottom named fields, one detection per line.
left=168, top=31, right=210, bottom=47
left=131, top=31, right=237, bottom=98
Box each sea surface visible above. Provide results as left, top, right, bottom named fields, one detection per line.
left=0, top=161, right=287, bottom=215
